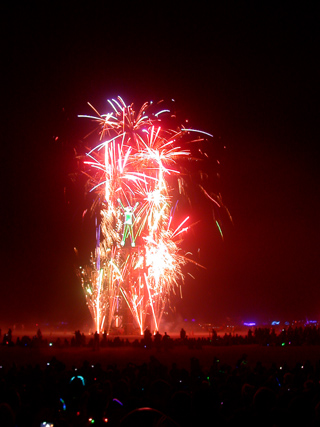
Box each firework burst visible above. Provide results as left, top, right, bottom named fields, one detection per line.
left=77, top=97, right=221, bottom=334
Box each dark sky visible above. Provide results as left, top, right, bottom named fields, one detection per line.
left=1, top=2, right=319, bottom=328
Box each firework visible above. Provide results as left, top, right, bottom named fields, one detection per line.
left=77, top=97, right=219, bottom=334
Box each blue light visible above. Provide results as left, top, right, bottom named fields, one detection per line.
left=60, top=398, right=66, bottom=411
left=70, top=375, right=85, bottom=386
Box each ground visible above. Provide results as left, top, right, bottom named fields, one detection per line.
left=1, top=343, right=319, bottom=372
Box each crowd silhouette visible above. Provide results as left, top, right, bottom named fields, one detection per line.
left=3, top=324, right=320, bottom=350
left=1, top=325, right=320, bottom=426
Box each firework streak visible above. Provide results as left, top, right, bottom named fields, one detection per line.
left=77, top=97, right=220, bottom=334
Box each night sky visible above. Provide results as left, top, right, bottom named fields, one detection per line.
left=1, top=3, right=319, bottom=328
